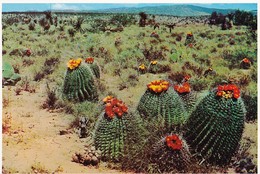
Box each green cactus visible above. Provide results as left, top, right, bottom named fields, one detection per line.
left=137, top=86, right=187, bottom=128
left=178, top=91, right=208, bottom=115
left=184, top=89, right=246, bottom=165
left=63, top=63, right=98, bottom=102
left=2, top=61, right=21, bottom=85
left=93, top=111, right=140, bottom=161
left=151, top=134, right=191, bottom=172
left=88, top=62, right=100, bottom=79
left=185, top=34, right=195, bottom=46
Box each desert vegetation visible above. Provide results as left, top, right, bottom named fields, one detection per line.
left=2, top=8, right=257, bottom=173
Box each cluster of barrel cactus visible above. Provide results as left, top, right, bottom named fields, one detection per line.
left=61, top=54, right=247, bottom=171
left=62, top=58, right=98, bottom=102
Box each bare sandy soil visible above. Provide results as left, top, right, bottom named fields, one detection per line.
left=2, top=84, right=123, bottom=173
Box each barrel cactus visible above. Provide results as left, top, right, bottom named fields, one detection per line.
left=151, top=134, right=191, bottom=172
left=85, top=57, right=100, bottom=79
left=63, top=58, right=98, bottom=102
left=185, top=31, right=195, bottom=46
left=94, top=97, right=138, bottom=161
left=184, top=84, right=246, bottom=165
left=137, top=80, right=187, bottom=128
left=2, top=61, right=21, bottom=86
left=174, top=81, right=199, bottom=115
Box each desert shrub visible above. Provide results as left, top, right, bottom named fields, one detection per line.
left=110, top=14, right=136, bottom=26
left=189, top=77, right=209, bottom=91
left=68, top=27, right=76, bottom=37
left=28, top=22, right=35, bottom=30
left=222, top=49, right=256, bottom=69
left=241, top=93, right=257, bottom=122
left=31, top=162, right=49, bottom=173
left=72, top=101, right=101, bottom=127
left=42, top=83, right=58, bottom=110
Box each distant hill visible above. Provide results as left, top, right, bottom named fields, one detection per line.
left=89, top=5, right=236, bottom=16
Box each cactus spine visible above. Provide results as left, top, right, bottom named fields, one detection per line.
left=184, top=86, right=246, bottom=165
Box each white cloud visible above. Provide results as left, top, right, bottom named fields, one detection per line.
left=52, top=3, right=79, bottom=10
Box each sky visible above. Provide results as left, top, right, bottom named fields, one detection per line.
left=2, top=3, right=258, bottom=12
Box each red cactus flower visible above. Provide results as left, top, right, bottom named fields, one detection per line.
left=166, top=134, right=182, bottom=150
left=242, top=58, right=250, bottom=64
left=216, top=84, right=240, bottom=99
left=104, top=97, right=128, bottom=119
left=85, top=57, right=94, bottom=64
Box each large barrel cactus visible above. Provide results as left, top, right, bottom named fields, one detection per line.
left=63, top=58, right=98, bottom=102
left=85, top=57, right=100, bottom=79
left=137, top=80, right=187, bottom=128
left=184, top=84, right=246, bottom=165
left=94, top=97, right=139, bottom=161
left=151, top=134, right=191, bottom=172
left=2, top=61, right=21, bottom=86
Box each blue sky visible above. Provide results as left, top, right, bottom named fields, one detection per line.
left=2, top=3, right=257, bottom=12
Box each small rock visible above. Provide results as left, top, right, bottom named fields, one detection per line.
left=72, top=154, right=79, bottom=163
left=59, top=130, right=69, bottom=135
left=91, top=156, right=99, bottom=166
left=90, top=146, right=96, bottom=151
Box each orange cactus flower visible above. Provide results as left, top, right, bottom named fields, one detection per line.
left=216, top=84, right=240, bottom=99
left=151, top=60, right=158, bottom=65
left=67, top=58, right=82, bottom=70
left=147, top=80, right=170, bottom=93
left=174, top=82, right=191, bottom=94
left=103, top=96, right=114, bottom=103
left=165, top=134, right=182, bottom=150
left=184, top=75, right=191, bottom=81
left=139, top=64, right=146, bottom=71
left=85, top=57, right=94, bottom=64
left=104, top=97, right=128, bottom=119
left=187, top=32, right=193, bottom=36
left=242, top=58, right=250, bottom=64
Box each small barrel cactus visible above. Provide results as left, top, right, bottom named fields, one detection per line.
left=137, top=80, right=187, bottom=128
left=94, top=97, right=138, bottom=161
left=184, top=84, right=246, bottom=165
left=151, top=134, right=191, bottom=172
left=2, top=61, right=21, bottom=86
left=138, top=63, right=147, bottom=74
left=240, top=58, right=251, bottom=69
left=185, top=32, right=195, bottom=46
left=174, top=81, right=199, bottom=115
left=63, top=58, right=98, bottom=102
left=85, top=57, right=100, bottom=79
left=148, top=60, right=159, bottom=74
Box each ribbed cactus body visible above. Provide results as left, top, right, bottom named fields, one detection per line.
left=178, top=92, right=198, bottom=115
left=63, top=64, right=98, bottom=102
left=94, top=111, right=139, bottom=161
left=184, top=89, right=246, bottom=165
left=151, top=134, right=191, bottom=172
left=137, top=87, right=187, bottom=127
left=89, top=62, right=100, bottom=79
left=185, top=34, right=195, bottom=45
